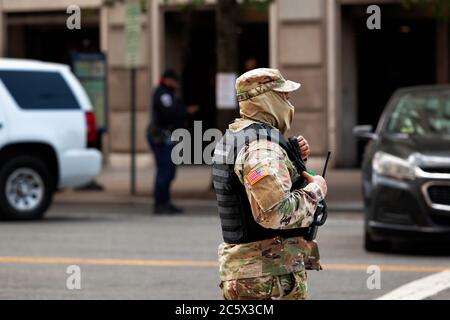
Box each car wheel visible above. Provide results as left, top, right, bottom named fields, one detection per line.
left=0, top=156, right=54, bottom=220
left=364, top=230, right=391, bottom=252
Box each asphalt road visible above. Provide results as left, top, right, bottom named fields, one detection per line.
left=0, top=201, right=449, bottom=300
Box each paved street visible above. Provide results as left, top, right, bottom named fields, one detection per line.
left=0, top=202, right=449, bottom=300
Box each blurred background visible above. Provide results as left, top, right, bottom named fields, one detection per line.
left=1, top=0, right=450, bottom=300
left=3, top=0, right=446, bottom=169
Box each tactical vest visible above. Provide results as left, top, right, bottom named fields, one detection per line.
left=212, top=122, right=309, bottom=244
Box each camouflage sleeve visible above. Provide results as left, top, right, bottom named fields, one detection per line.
left=235, top=139, right=325, bottom=230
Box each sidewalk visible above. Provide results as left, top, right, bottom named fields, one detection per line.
left=55, top=164, right=364, bottom=212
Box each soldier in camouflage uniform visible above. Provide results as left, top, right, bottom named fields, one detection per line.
left=215, top=68, right=328, bottom=300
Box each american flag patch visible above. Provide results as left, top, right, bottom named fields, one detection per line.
left=246, top=165, right=270, bottom=186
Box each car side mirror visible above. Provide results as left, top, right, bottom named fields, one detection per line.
left=353, top=125, right=378, bottom=141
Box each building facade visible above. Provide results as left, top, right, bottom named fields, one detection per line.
left=0, top=0, right=447, bottom=168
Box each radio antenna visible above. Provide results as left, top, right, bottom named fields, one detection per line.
left=322, top=151, right=331, bottom=178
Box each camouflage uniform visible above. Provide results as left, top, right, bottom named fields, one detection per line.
left=221, top=270, right=308, bottom=300
left=217, top=68, right=325, bottom=300
left=218, top=121, right=324, bottom=300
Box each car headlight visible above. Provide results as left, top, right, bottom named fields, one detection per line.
left=372, top=151, right=415, bottom=180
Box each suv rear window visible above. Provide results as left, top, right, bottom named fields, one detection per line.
left=0, top=70, right=81, bottom=110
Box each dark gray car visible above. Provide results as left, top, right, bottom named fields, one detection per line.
left=354, top=85, right=450, bottom=251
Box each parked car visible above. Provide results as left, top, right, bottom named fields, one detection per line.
left=354, top=85, right=450, bottom=251
left=0, top=59, right=102, bottom=220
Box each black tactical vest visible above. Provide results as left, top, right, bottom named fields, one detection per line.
left=212, top=122, right=309, bottom=244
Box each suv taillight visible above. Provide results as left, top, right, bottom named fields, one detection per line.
left=85, top=111, right=98, bottom=148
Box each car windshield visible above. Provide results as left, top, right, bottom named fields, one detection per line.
left=386, top=90, right=450, bottom=138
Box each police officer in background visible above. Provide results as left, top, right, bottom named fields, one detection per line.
left=213, top=68, right=327, bottom=300
left=147, top=70, right=198, bottom=214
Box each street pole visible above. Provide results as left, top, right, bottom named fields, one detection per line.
left=216, top=0, right=239, bottom=132
left=126, top=0, right=140, bottom=196
left=130, top=67, right=136, bottom=195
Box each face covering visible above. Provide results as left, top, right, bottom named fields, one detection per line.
left=237, top=90, right=295, bottom=135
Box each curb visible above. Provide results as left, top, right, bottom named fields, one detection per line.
left=54, top=192, right=364, bottom=212
left=327, top=202, right=364, bottom=212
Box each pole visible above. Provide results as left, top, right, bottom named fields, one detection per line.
left=216, top=0, right=239, bottom=132
left=125, top=1, right=140, bottom=196
left=130, top=67, right=137, bottom=195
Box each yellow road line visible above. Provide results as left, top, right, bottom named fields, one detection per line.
left=322, top=264, right=449, bottom=273
left=0, top=256, right=218, bottom=268
left=0, top=256, right=448, bottom=273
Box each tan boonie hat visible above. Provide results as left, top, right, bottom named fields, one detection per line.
left=236, top=68, right=301, bottom=102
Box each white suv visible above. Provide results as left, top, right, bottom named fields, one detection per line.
left=0, top=59, right=102, bottom=220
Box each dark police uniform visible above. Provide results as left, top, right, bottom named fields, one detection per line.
left=147, top=83, right=187, bottom=212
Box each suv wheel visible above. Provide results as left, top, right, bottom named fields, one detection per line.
left=0, top=156, right=53, bottom=220
left=364, top=230, right=391, bottom=252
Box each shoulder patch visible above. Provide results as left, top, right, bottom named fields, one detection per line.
left=160, top=93, right=173, bottom=107
left=246, top=165, right=270, bottom=186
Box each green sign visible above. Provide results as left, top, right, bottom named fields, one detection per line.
left=126, top=2, right=141, bottom=68
left=72, top=53, right=108, bottom=131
